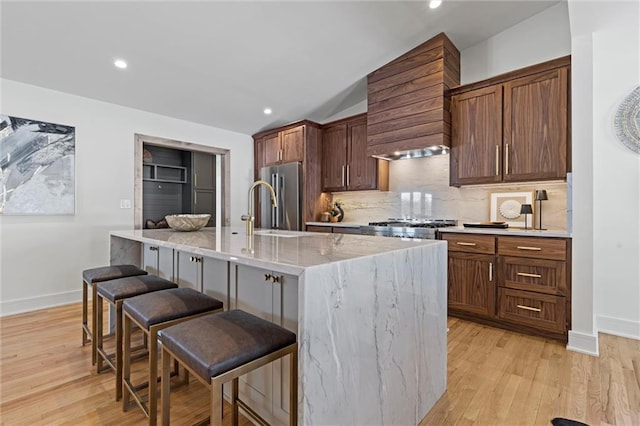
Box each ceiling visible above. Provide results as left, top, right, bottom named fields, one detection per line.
left=1, top=1, right=561, bottom=136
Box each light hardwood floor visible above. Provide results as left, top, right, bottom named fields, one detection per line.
left=1, top=304, right=638, bottom=425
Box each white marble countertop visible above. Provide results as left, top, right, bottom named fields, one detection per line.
left=439, top=226, right=571, bottom=238
left=111, top=227, right=444, bottom=275
left=305, top=222, right=364, bottom=228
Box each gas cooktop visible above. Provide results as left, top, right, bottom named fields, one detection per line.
left=367, top=219, right=458, bottom=228
left=361, top=219, right=457, bottom=239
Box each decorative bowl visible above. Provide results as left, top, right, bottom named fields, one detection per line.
left=165, top=214, right=211, bottom=231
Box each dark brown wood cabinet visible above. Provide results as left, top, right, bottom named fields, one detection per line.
left=442, top=233, right=496, bottom=318
left=447, top=252, right=495, bottom=317
left=503, top=68, right=568, bottom=182
left=441, top=231, right=571, bottom=342
left=321, top=115, right=388, bottom=192
left=253, top=121, right=323, bottom=226
left=450, top=56, right=570, bottom=186
left=496, top=235, right=570, bottom=337
left=450, top=85, right=503, bottom=185
left=306, top=224, right=361, bottom=234
left=260, top=125, right=305, bottom=167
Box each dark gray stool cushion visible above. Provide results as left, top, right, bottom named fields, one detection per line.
left=159, top=309, right=296, bottom=381
left=124, top=288, right=224, bottom=329
left=97, top=275, right=177, bottom=303
left=83, top=264, right=147, bottom=284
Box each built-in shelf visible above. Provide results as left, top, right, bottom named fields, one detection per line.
left=143, top=163, right=187, bottom=183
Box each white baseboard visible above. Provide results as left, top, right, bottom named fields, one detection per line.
left=0, top=290, right=81, bottom=317
left=567, top=330, right=599, bottom=356
left=597, top=315, right=640, bottom=340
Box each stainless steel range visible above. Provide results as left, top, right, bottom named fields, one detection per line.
left=360, top=219, right=457, bottom=239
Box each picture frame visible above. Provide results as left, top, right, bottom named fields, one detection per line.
left=490, top=191, right=533, bottom=228
left=0, top=114, right=75, bottom=215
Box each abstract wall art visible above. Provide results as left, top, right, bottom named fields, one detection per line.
left=0, top=115, right=75, bottom=215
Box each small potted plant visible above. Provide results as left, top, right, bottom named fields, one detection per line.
left=330, top=200, right=344, bottom=223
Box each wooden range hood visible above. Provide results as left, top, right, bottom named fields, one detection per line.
left=367, top=33, right=460, bottom=160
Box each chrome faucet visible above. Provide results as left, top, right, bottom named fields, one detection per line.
left=241, top=180, right=278, bottom=236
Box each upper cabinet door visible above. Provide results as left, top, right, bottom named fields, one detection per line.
left=193, top=151, right=216, bottom=190
left=450, top=85, right=503, bottom=186
left=503, top=67, right=568, bottom=182
left=347, top=119, right=378, bottom=190
left=280, top=126, right=305, bottom=163
left=321, top=124, right=347, bottom=192
left=263, top=132, right=281, bottom=166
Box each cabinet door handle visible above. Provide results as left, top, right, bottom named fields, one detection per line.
left=346, top=165, right=350, bottom=187
left=517, top=272, right=542, bottom=278
left=456, top=242, right=477, bottom=246
left=194, top=191, right=197, bottom=205
left=516, top=304, right=541, bottom=313
left=194, top=172, right=198, bottom=187
left=341, top=165, right=346, bottom=187
left=149, top=246, right=158, bottom=252
left=505, top=143, right=509, bottom=175
left=495, top=145, right=500, bottom=176
left=263, top=273, right=280, bottom=284
left=489, top=262, right=493, bottom=281
left=516, top=246, right=542, bottom=251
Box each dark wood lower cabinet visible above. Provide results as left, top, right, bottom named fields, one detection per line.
left=498, top=288, right=566, bottom=334
left=447, top=252, right=495, bottom=317
left=442, top=232, right=571, bottom=342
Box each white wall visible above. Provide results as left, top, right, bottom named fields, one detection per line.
left=461, top=2, right=571, bottom=84
left=568, top=0, right=640, bottom=345
left=0, top=79, right=254, bottom=315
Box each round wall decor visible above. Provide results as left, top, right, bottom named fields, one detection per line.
left=614, top=86, right=640, bottom=154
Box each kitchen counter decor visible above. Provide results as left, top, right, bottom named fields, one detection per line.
left=614, top=85, right=640, bottom=154
left=164, top=214, right=210, bottom=231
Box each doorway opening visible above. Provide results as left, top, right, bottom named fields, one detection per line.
left=134, top=133, right=230, bottom=230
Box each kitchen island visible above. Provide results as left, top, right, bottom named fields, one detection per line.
left=110, top=227, right=447, bottom=425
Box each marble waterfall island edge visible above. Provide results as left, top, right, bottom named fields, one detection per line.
left=109, top=227, right=448, bottom=425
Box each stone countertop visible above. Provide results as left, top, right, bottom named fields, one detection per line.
left=111, top=227, right=444, bottom=275
left=439, top=226, right=571, bottom=238
left=305, top=222, right=365, bottom=228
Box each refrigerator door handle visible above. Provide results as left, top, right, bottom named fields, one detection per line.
left=271, top=173, right=278, bottom=229
left=279, top=174, right=285, bottom=229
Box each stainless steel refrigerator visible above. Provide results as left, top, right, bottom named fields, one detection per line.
left=260, top=162, right=302, bottom=231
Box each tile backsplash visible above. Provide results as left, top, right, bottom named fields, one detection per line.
left=332, top=155, right=568, bottom=230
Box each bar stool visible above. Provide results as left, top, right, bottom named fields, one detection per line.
left=82, top=265, right=147, bottom=365
left=159, top=309, right=298, bottom=426
left=122, top=288, right=224, bottom=425
left=95, top=275, right=178, bottom=401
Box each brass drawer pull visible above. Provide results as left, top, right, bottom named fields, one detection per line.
left=517, top=272, right=542, bottom=278
left=489, top=262, right=493, bottom=281
left=516, top=304, right=541, bottom=313
left=456, top=242, right=477, bottom=246
left=516, top=246, right=542, bottom=251
left=495, top=145, right=500, bottom=176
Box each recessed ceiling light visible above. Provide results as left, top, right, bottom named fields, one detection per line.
left=429, top=0, right=442, bottom=9
left=114, top=59, right=128, bottom=69
left=263, top=108, right=272, bottom=115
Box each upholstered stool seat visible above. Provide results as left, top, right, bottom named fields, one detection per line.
left=95, top=275, right=177, bottom=401
left=122, top=288, right=224, bottom=425
left=82, top=264, right=147, bottom=365
left=159, top=309, right=298, bottom=426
